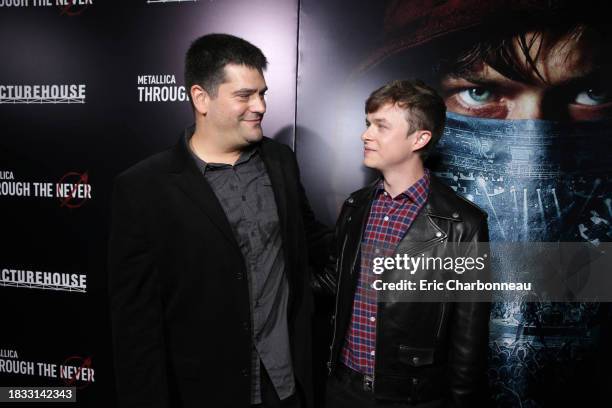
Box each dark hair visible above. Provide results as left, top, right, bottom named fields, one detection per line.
left=435, top=19, right=611, bottom=85
left=184, top=33, right=268, bottom=101
left=365, top=79, right=447, bottom=160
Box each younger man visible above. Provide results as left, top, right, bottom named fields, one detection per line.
left=326, top=80, right=490, bottom=407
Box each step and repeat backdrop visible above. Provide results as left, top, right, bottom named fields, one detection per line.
left=2, top=0, right=611, bottom=407
left=0, top=1, right=298, bottom=406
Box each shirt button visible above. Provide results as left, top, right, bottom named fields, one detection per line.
left=383, top=216, right=389, bottom=221
left=369, top=316, right=376, bottom=322
left=370, top=350, right=375, bottom=356
left=347, top=198, right=354, bottom=204
left=374, top=248, right=380, bottom=254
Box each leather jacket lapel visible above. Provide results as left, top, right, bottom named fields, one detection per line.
left=168, top=136, right=240, bottom=251
left=395, top=209, right=447, bottom=257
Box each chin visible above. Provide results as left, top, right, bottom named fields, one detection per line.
left=244, top=132, right=263, bottom=143
left=363, top=158, right=378, bottom=170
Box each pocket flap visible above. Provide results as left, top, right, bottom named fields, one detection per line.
left=398, top=346, right=435, bottom=367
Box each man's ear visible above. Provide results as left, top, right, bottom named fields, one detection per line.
left=412, top=130, right=432, bottom=152
left=190, top=84, right=210, bottom=115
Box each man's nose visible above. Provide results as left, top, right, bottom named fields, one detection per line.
left=507, top=93, right=545, bottom=120
left=251, top=94, right=266, bottom=114
left=361, top=128, right=372, bottom=141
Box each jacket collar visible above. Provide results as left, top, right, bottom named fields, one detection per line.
left=347, top=172, right=462, bottom=222
left=167, top=130, right=289, bottom=251
left=168, top=132, right=240, bottom=249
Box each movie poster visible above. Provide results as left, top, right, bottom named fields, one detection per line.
left=297, top=1, right=611, bottom=406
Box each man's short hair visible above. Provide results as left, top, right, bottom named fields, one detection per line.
left=184, top=33, right=268, bottom=101
left=365, top=79, right=447, bottom=160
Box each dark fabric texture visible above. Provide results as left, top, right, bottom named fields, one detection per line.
left=187, top=133, right=294, bottom=404
left=326, top=364, right=446, bottom=408
left=108, top=131, right=331, bottom=408
left=325, top=175, right=492, bottom=407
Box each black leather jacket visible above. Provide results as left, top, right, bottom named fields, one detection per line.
left=323, top=175, right=491, bottom=407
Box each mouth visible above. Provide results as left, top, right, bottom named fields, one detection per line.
left=243, top=116, right=263, bottom=124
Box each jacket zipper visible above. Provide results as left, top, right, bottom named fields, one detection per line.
left=436, top=302, right=446, bottom=339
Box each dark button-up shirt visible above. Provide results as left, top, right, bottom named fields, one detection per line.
left=341, top=170, right=430, bottom=375
left=186, top=130, right=295, bottom=404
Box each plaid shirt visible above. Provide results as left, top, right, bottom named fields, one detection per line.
left=340, top=170, right=430, bottom=375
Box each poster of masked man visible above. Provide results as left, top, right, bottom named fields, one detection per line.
left=296, top=1, right=612, bottom=407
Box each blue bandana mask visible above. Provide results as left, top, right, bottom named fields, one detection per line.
left=432, top=112, right=612, bottom=243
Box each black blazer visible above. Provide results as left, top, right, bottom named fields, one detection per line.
left=108, top=134, right=329, bottom=408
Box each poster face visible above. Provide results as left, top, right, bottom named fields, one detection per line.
left=297, top=1, right=611, bottom=406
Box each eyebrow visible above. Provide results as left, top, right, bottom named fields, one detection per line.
left=448, top=66, right=602, bottom=89
left=371, top=118, right=390, bottom=125
left=447, top=71, right=507, bottom=87
left=232, top=87, right=268, bottom=96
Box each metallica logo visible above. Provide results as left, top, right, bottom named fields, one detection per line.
left=0, top=84, right=86, bottom=104
left=137, top=74, right=188, bottom=103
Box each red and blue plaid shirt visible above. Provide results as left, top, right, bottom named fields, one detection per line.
left=340, top=170, right=430, bottom=375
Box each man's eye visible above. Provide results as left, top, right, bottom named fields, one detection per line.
left=575, top=88, right=608, bottom=106
left=458, top=88, right=493, bottom=106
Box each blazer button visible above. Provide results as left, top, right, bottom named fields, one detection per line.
left=347, top=198, right=354, bottom=204
left=241, top=368, right=248, bottom=377
left=412, top=377, right=419, bottom=385
left=452, top=212, right=459, bottom=218
left=236, top=272, right=243, bottom=280
left=435, top=231, right=442, bottom=237
left=242, top=322, right=249, bottom=331
left=412, top=356, right=419, bottom=365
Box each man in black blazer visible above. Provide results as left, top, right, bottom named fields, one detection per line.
left=108, top=34, right=329, bottom=408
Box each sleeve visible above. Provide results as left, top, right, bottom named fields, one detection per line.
left=286, top=147, right=336, bottom=296
left=107, top=175, right=169, bottom=408
left=448, top=214, right=492, bottom=407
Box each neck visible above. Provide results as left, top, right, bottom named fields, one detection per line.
left=190, top=122, right=242, bottom=165
left=381, top=160, right=425, bottom=198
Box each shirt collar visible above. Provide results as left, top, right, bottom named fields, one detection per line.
left=184, top=125, right=260, bottom=175
left=376, top=169, right=430, bottom=205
